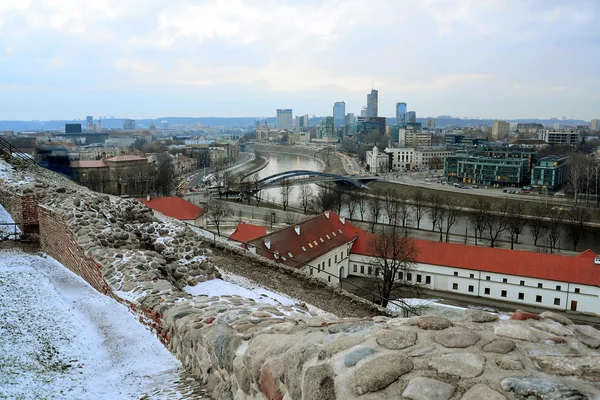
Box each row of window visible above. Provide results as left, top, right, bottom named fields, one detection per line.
left=452, top=271, right=581, bottom=293
left=452, top=283, right=563, bottom=305
left=352, top=264, right=432, bottom=285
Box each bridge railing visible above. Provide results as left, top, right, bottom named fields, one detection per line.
left=0, top=137, right=37, bottom=165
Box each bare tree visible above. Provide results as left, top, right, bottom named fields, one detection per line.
left=444, top=200, right=460, bottom=243
left=155, top=152, right=176, bottom=196
left=427, top=193, right=443, bottom=232
left=284, top=212, right=299, bottom=225
left=470, top=197, right=491, bottom=246
left=311, top=186, right=337, bottom=214
left=397, top=193, right=412, bottom=236
left=204, top=200, right=232, bottom=236
left=529, top=204, right=547, bottom=247
left=412, top=190, right=426, bottom=229
left=435, top=206, right=446, bottom=242
left=566, top=155, right=584, bottom=204
left=547, top=209, right=563, bottom=253
left=331, top=187, right=344, bottom=215
left=299, top=183, right=312, bottom=214
left=357, top=191, right=368, bottom=221
left=507, top=202, right=527, bottom=250
left=368, top=190, right=383, bottom=232
left=367, top=226, right=420, bottom=311
left=566, top=207, right=589, bottom=251
left=485, top=200, right=510, bottom=248
left=280, top=179, right=293, bottom=211
left=263, top=210, right=277, bottom=229
left=347, top=193, right=358, bottom=220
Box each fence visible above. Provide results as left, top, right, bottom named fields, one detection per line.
left=0, top=137, right=37, bottom=165
left=0, top=223, right=21, bottom=241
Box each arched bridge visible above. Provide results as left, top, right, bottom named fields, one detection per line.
left=256, top=170, right=377, bottom=189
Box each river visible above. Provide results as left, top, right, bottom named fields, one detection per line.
left=250, top=151, right=600, bottom=253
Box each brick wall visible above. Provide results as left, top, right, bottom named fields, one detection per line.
left=0, top=185, right=43, bottom=233
left=38, top=205, right=111, bottom=295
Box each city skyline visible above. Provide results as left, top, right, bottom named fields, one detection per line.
left=1, top=1, right=599, bottom=120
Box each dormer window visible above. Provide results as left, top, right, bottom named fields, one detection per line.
left=320, top=238, right=324, bottom=243
left=301, top=246, right=306, bottom=251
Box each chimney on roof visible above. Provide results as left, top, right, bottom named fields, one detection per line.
left=274, top=251, right=279, bottom=260
left=294, top=225, right=300, bottom=235
left=595, top=255, right=600, bottom=265
left=264, top=239, right=271, bottom=250
left=324, top=211, right=330, bottom=219
left=146, top=194, right=150, bottom=202
left=339, top=216, right=345, bottom=225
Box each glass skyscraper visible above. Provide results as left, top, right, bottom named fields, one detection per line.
left=333, top=101, right=346, bottom=128
left=396, top=102, right=407, bottom=126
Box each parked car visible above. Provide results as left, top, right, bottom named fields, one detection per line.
left=521, top=189, right=531, bottom=193
left=472, top=185, right=479, bottom=188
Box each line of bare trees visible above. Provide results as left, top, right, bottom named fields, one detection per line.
left=304, top=184, right=594, bottom=252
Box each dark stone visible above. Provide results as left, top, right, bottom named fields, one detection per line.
left=327, top=321, right=374, bottom=334
left=501, top=377, right=589, bottom=400
left=344, top=347, right=376, bottom=367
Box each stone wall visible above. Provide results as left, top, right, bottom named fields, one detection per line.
left=2, top=156, right=600, bottom=400
left=38, top=204, right=112, bottom=294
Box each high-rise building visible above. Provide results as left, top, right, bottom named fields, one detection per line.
left=294, top=114, right=309, bottom=132
left=345, top=113, right=355, bottom=126
left=426, top=117, right=436, bottom=130
left=591, top=119, right=600, bottom=131
left=538, top=128, right=581, bottom=149
left=395, top=102, right=407, bottom=126
left=86, top=116, right=93, bottom=130
left=317, top=117, right=335, bottom=139
left=360, top=106, right=368, bottom=118
left=492, top=120, right=510, bottom=140
left=367, top=89, right=378, bottom=117
left=333, top=102, right=346, bottom=128
left=407, top=111, right=416, bottom=123
left=276, top=109, right=293, bottom=130
left=123, top=119, right=136, bottom=130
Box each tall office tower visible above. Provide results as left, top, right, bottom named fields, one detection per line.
left=276, top=109, right=293, bottom=130
left=333, top=102, right=346, bottom=128
left=426, top=117, right=436, bottom=130
left=407, top=111, right=416, bottom=123
left=295, top=114, right=309, bottom=131
left=591, top=119, right=600, bottom=131
left=395, top=102, right=407, bottom=125
left=345, top=113, right=355, bottom=126
left=123, top=119, right=136, bottom=129
left=492, top=120, right=510, bottom=140
left=367, top=89, right=378, bottom=117
left=360, top=106, right=368, bottom=118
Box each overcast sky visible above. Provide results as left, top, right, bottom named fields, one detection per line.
left=1, top=0, right=599, bottom=121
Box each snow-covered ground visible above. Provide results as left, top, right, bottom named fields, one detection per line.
left=388, top=297, right=511, bottom=320
left=0, top=250, right=206, bottom=400
left=185, top=269, right=333, bottom=318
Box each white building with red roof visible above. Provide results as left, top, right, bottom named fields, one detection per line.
left=235, top=211, right=600, bottom=315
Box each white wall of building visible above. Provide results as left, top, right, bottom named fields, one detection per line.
left=347, top=254, right=600, bottom=315
left=304, top=241, right=353, bottom=284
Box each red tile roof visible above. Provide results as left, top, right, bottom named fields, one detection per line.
left=106, top=155, right=148, bottom=162
left=351, top=232, right=600, bottom=287
left=247, top=211, right=365, bottom=267
left=69, top=160, right=108, bottom=168
left=229, top=223, right=268, bottom=244
left=138, top=196, right=204, bottom=221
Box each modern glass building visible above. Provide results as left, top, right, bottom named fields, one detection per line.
left=445, top=155, right=529, bottom=186
left=531, top=155, right=568, bottom=191
left=407, top=111, right=417, bottom=123
left=333, top=102, right=346, bottom=128
left=395, top=102, right=407, bottom=126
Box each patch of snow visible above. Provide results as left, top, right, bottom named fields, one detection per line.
left=0, top=159, right=35, bottom=186
left=0, top=250, right=199, bottom=399
left=185, top=279, right=295, bottom=307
